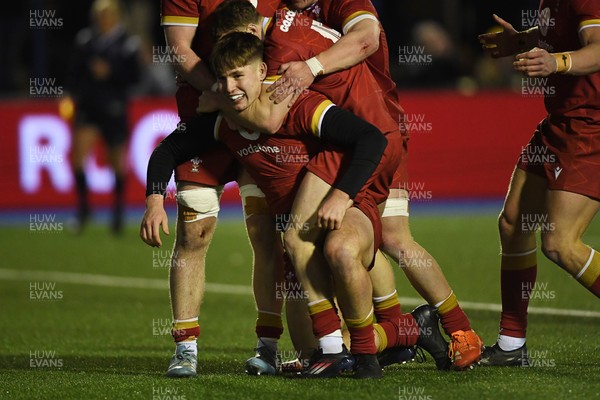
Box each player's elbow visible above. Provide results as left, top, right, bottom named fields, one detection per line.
left=359, top=23, right=380, bottom=57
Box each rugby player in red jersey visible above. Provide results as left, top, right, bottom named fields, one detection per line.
left=478, top=0, right=600, bottom=366
left=139, top=0, right=286, bottom=378
left=147, top=31, right=449, bottom=377
left=260, top=0, right=484, bottom=370
left=206, top=0, right=453, bottom=374
left=208, top=0, right=478, bottom=370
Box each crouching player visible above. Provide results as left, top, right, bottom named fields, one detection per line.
left=207, top=32, right=450, bottom=377
left=208, top=0, right=453, bottom=372
left=145, top=32, right=449, bottom=378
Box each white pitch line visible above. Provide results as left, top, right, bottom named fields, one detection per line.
left=398, top=297, right=600, bottom=319
left=0, top=268, right=251, bottom=295
left=1, top=268, right=598, bottom=318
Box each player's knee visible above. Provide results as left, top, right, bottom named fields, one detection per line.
left=175, top=218, right=216, bottom=252
left=498, top=210, right=519, bottom=240
left=324, top=237, right=361, bottom=279
left=540, top=231, right=572, bottom=266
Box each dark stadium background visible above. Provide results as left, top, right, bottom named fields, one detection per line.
left=0, top=0, right=543, bottom=215
left=2, top=3, right=600, bottom=398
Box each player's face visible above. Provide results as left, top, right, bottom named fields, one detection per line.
left=285, top=0, right=317, bottom=10
left=217, top=60, right=267, bottom=112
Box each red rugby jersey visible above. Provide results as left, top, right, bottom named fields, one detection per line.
left=264, top=8, right=398, bottom=135
left=161, top=0, right=279, bottom=118
left=296, top=0, right=405, bottom=124
left=216, top=92, right=332, bottom=214
left=538, top=0, right=600, bottom=123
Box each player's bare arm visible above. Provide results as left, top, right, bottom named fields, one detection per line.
left=164, top=25, right=215, bottom=91
left=196, top=76, right=292, bottom=134
left=514, top=26, right=600, bottom=77
left=478, top=14, right=539, bottom=58
left=268, top=18, right=380, bottom=103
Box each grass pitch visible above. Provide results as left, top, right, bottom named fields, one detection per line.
left=1, top=210, right=599, bottom=400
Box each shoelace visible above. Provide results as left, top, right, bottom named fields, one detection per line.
left=175, top=349, right=195, bottom=361
left=414, top=347, right=427, bottom=363
left=448, top=332, right=469, bottom=359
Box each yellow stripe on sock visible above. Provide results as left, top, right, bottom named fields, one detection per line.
left=373, top=323, right=387, bottom=353
left=257, top=311, right=283, bottom=329
left=308, top=299, right=335, bottom=315
left=437, top=292, right=458, bottom=316
left=172, top=320, right=199, bottom=330
left=577, top=250, right=600, bottom=288
left=374, top=295, right=400, bottom=311
left=345, top=310, right=374, bottom=328
left=501, top=250, right=537, bottom=270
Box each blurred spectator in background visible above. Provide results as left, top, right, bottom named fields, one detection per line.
left=396, top=20, right=466, bottom=89
left=0, top=2, right=540, bottom=98
left=64, top=0, right=141, bottom=233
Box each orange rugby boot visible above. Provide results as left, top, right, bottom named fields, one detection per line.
left=448, top=329, right=483, bottom=370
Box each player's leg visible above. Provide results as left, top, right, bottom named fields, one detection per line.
left=71, top=124, right=99, bottom=232
left=369, top=251, right=405, bottom=353
left=283, top=172, right=351, bottom=377
left=280, top=252, right=318, bottom=372
left=542, top=190, right=600, bottom=295
left=107, top=142, right=127, bottom=234
left=322, top=205, right=381, bottom=378
left=367, top=251, right=449, bottom=371
left=381, top=189, right=481, bottom=369
left=237, top=176, right=286, bottom=375
left=479, top=167, right=546, bottom=367
left=284, top=296, right=317, bottom=370
left=166, top=183, right=221, bottom=378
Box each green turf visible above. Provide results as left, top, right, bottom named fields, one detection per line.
left=1, top=214, right=599, bottom=399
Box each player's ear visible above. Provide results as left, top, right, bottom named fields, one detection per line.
left=247, top=24, right=261, bottom=39
left=259, top=62, right=267, bottom=80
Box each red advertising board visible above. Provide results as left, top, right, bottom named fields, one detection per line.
left=0, top=92, right=546, bottom=210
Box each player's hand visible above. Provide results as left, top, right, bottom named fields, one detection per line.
left=140, top=195, right=170, bottom=247
left=514, top=48, right=556, bottom=77
left=266, top=61, right=314, bottom=106
left=317, top=189, right=353, bottom=230
left=478, top=14, right=522, bottom=58
left=196, top=91, right=219, bottom=114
